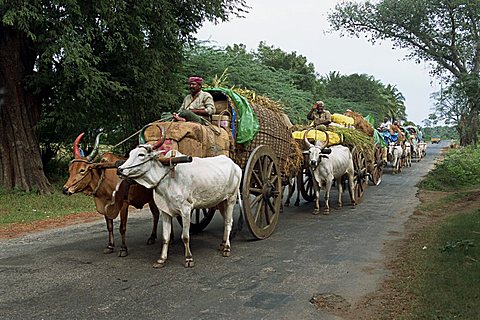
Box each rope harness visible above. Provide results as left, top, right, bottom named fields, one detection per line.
left=119, top=152, right=177, bottom=187
left=67, top=158, right=109, bottom=196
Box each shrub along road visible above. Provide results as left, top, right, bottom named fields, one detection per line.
left=0, top=143, right=443, bottom=320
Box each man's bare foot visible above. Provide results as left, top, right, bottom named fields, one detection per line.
left=173, top=114, right=186, bottom=122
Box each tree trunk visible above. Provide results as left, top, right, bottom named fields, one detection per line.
left=0, top=26, right=51, bottom=193
left=459, top=101, right=479, bottom=146
left=470, top=104, right=479, bottom=146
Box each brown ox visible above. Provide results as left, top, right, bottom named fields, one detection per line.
left=63, top=133, right=160, bottom=257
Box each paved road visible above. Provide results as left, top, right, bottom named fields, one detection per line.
left=0, top=143, right=444, bottom=320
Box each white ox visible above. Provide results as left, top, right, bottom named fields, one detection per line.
left=418, top=142, right=427, bottom=159
left=404, top=141, right=412, bottom=167
left=388, top=142, right=403, bottom=174
left=117, top=145, right=242, bottom=268
left=305, top=137, right=356, bottom=214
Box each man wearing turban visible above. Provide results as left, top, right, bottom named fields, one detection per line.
left=173, top=76, right=215, bottom=124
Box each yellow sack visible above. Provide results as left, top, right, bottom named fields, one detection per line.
left=331, top=113, right=354, bottom=126
left=292, top=130, right=342, bottom=146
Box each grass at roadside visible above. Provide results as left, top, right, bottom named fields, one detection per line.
left=402, top=205, right=480, bottom=319
left=0, top=183, right=95, bottom=229
left=419, top=145, right=480, bottom=191
left=396, top=146, right=480, bottom=319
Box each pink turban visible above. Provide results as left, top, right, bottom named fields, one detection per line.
left=188, top=76, right=204, bottom=85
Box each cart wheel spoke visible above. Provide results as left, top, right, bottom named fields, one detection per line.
left=369, top=144, right=383, bottom=186
left=176, top=208, right=216, bottom=233
left=252, top=170, right=262, bottom=187
left=298, top=168, right=315, bottom=202
left=352, top=147, right=368, bottom=203
left=242, top=145, right=282, bottom=239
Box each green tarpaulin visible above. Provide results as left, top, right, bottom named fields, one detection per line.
left=373, top=129, right=387, bottom=148
left=205, top=87, right=259, bottom=144
left=364, top=114, right=375, bottom=128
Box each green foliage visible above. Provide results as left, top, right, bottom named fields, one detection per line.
left=183, top=43, right=313, bottom=124
left=329, top=0, right=480, bottom=145
left=254, top=41, right=318, bottom=92
left=322, top=72, right=406, bottom=123
left=440, top=239, right=475, bottom=255
left=405, top=209, right=480, bottom=320
left=1, top=0, right=249, bottom=150
left=183, top=43, right=408, bottom=125
left=419, top=146, right=480, bottom=191
left=422, top=126, right=458, bottom=141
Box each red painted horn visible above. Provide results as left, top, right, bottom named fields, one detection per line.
left=73, top=133, right=85, bottom=159
left=152, top=125, right=166, bottom=150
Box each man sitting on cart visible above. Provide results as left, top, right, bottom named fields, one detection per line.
left=379, top=117, right=392, bottom=132
left=378, top=117, right=393, bottom=165
left=173, top=76, right=215, bottom=125
left=307, top=100, right=332, bottom=127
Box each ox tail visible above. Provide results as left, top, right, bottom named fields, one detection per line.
left=231, top=188, right=244, bottom=239
left=237, top=188, right=244, bottom=218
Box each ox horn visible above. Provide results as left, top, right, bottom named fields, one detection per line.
left=303, top=129, right=315, bottom=148
left=73, top=132, right=85, bottom=159
left=303, top=128, right=315, bottom=148
left=317, top=131, right=329, bottom=149
left=87, top=133, right=105, bottom=162
left=152, top=125, right=166, bottom=150
left=138, top=124, right=149, bottom=144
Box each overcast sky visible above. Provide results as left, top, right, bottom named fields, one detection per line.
left=195, top=0, right=440, bottom=124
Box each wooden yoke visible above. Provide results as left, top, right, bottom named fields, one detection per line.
left=157, top=155, right=193, bottom=166
left=157, top=151, right=194, bottom=179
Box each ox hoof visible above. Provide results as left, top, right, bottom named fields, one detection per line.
left=184, top=259, right=195, bottom=268
left=222, top=250, right=231, bottom=257
left=153, top=260, right=166, bottom=268
left=103, top=246, right=114, bottom=254
left=146, top=237, right=156, bottom=245
left=323, top=210, right=330, bottom=215
left=312, top=210, right=320, bottom=215
left=118, top=249, right=128, bottom=257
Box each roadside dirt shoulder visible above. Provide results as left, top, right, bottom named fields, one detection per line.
left=0, top=212, right=101, bottom=240
left=313, top=189, right=480, bottom=319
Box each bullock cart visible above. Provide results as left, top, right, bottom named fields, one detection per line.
left=139, top=87, right=302, bottom=239
left=291, top=113, right=383, bottom=206
left=404, top=125, right=424, bottom=162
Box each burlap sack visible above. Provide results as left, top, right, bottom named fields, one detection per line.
left=144, top=121, right=230, bottom=158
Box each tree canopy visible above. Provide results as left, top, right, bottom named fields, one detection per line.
left=329, top=0, right=480, bottom=145
left=0, top=0, right=248, bottom=193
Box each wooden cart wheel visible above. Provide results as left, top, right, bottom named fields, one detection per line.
left=242, top=145, right=282, bottom=240
left=352, top=146, right=368, bottom=203
left=369, top=144, right=383, bottom=186
left=298, top=167, right=315, bottom=202
left=176, top=208, right=216, bottom=234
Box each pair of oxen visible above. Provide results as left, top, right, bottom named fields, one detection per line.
left=63, top=133, right=242, bottom=268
